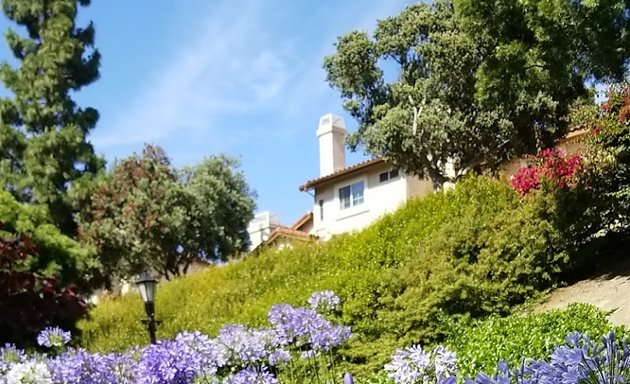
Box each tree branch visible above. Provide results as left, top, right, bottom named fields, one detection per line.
left=409, top=95, right=426, bottom=136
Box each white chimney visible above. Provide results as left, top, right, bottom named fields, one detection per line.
left=316, top=113, right=346, bottom=177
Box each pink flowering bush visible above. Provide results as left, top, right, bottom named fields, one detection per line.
left=511, top=148, right=584, bottom=195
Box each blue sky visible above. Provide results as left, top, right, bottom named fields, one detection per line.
left=0, top=0, right=415, bottom=225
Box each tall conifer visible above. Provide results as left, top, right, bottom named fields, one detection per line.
left=0, top=0, right=103, bottom=235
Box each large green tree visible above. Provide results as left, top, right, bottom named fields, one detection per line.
left=324, top=0, right=629, bottom=185
left=0, top=0, right=103, bottom=236
left=77, top=145, right=256, bottom=281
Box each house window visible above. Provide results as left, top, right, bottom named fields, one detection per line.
left=339, top=181, right=364, bottom=210
left=319, top=199, right=324, bottom=220
left=379, top=168, right=400, bottom=183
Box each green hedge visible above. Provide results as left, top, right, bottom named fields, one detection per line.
left=446, top=303, right=626, bottom=380
left=78, top=177, right=581, bottom=375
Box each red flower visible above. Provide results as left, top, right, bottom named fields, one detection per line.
left=512, top=149, right=583, bottom=195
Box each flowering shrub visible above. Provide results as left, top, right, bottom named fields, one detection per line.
left=511, top=148, right=584, bottom=195
left=0, top=291, right=351, bottom=384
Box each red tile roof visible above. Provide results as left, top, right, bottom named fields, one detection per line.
left=298, top=157, right=386, bottom=191
left=268, top=227, right=315, bottom=242
left=290, top=212, right=313, bottom=231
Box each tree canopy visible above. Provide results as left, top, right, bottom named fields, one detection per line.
left=77, top=145, right=256, bottom=281
left=0, top=0, right=103, bottom=236
left=324, top=0, right=630, bottom=185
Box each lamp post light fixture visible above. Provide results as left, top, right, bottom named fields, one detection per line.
left=134, top=272, right=161, bottom=344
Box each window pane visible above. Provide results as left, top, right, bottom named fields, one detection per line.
left=339, top=186, right=351, bottom=209
left=351, top=181, right=364, bottom=206
left=390, top=168, right=399, bottom=179
left=379, top=172, right=388, bottom=182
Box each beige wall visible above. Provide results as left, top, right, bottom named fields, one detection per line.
left=406, top=175, right=435, bottom=198
left=311, top=164, right=433, bottom=240
left=298, top=218, right=314, bottom=234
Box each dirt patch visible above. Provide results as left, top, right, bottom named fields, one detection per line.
left=536, top=258, right=630, bottom=327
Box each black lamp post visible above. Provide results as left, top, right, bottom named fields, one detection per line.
left=134, top=272, right=160, bottom=344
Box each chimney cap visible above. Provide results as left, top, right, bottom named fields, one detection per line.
left=317, top=113, right=346, bottom=137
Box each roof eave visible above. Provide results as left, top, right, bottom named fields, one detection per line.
left=298, top=157, right=386, bottom=192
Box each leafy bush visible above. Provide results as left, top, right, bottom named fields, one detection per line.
left=78, top=177, right=589, bottom=376
left=0, top=191, right=95, bottom=347
left=466, top=331, right=630, bottom=384
left=445, top=304, right=626, bottom=380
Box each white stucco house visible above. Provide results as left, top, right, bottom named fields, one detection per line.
left=298, top=114, right=434, bottom=240
left=255, top=114, right=590, bottom=246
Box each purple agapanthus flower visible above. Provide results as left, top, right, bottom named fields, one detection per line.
left=267, top=349, right=291, bottom=367
left=134, top=340, right=198, bottom=384
left=228, top=365, right=278, bottom=384
left=49, top=348, right=115, bottom=384
left=0, top=344, right=25, bottom=375
left=268, top=303, right=351, bottom=353
left=0, top=290, right=355, bottom=384
left=216, top=325, right=278, bottom=366
left=308, top=290, right=341, bottom=313
left=37, top=326, right=71, bottom=348
left=102, top=352, right=136, bottom=384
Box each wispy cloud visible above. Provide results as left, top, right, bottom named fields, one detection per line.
left=93, top=0, right=295, bottom=149
left=93, top=0, right=413, bottom=152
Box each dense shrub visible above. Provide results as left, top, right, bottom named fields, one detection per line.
left=78, top=177, right=587, bottom=376
left=445, top=304, right=626, bottom=380
left=585, top=83, right=630, bottom=235
left=0, top=191, right=95, bottom=347
left=465, top=331, right=630, bottom=384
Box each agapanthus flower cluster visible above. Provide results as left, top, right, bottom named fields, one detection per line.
left=49, top=348, right=120, bottom=384
left=2, top=291, right=350, bottom=384
left=466, top=332, right=630, bottom=384
left=227, top=366, right=278, bottom=384
left=6, top=359, right=53, bottom=384
left=268, top=302, right=351, bottom=354
left=511, top=148, right=584, bottom=195
left=37, top=327, right=71, bottom=349
left=1, top=344, right=25, bottom=377
left=308, top=290, right=341, bottom=313
left=384, top=344, right=457, bottom=384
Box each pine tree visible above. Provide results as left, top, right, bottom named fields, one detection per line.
left=0, top=0, right=103, bottom=235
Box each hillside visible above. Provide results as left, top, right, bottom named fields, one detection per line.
left=78, top=176, right=599, bottom=375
